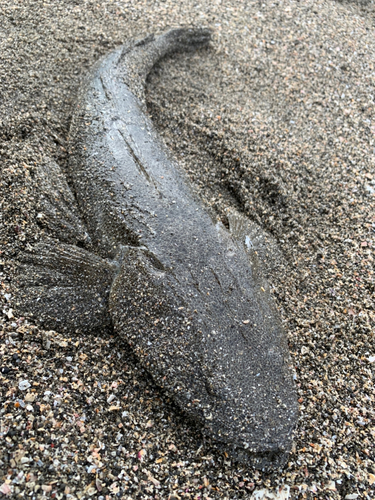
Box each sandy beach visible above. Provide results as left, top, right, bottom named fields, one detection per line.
left=0, top=0, right=374, bottom=498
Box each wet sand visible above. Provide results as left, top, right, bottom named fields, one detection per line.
left=0, top=0, right=374, bottom=498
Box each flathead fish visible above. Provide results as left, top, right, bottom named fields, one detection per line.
left=15, top=28, right=297, bottom=467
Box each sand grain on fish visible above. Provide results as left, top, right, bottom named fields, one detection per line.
left=1, top=0, right=374, bottom=499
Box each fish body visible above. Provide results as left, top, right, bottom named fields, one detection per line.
left=16, top=29, right=297, bottom=467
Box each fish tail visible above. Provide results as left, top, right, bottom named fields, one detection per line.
left=118, top=27, right=212, bottom=100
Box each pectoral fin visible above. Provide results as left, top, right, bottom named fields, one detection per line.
left=226, top=208, right=288, bottom=337
left=34, top=157, right=91, bottom=246
left=226, top=208, right=286, bottom=282
left=13, top=239, right=119, bottom=333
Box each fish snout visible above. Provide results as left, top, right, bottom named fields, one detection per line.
left=186, top=319, right=297, bottom=468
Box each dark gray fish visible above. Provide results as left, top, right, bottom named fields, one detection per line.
left=14, top=28, right=297, bottom=467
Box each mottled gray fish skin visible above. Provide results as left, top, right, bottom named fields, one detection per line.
left=25, top=28, right=298, bottom=467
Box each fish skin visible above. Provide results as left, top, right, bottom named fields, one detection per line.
left=38, top=28, right=297, bottom=467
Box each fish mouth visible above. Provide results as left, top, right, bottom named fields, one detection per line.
left=187, top=365, right=297, bottom=468
left=190, top=375, right=296, bottom=469
left=223, top=443, right=292, bottom=470
left=179, top=377, right=296, bottom=469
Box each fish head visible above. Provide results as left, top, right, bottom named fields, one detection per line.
left=109, top=216, right=297, bottom=468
